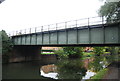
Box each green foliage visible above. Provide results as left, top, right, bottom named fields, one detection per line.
left=55, top=47, right=84, bottom=59
left=90, top=68, right=108, bottom=81
left=108, top=47, right=120, bottom=55
left=88, top=56, right=109, bottom=74
left=63, top=47, right=84, bottom=58
left=105, top=47, right=120, bottom=62
left=88, top=57, right=103, bottom=72
left=1, top=30, right=13, bottom=54
left=56, top=59, right=87, bottom=79
left=93, top=47, right=105, bottom=56
left=98, top=1, right=120, bottom=22
left=82, top=52, right=94, bottom=60
left=41, top=52, right=55, bottom=54
left=54, top=49, right=68, bottom=59
left=0, top=30, right=13, bottom=63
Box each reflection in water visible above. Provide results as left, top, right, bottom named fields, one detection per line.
left=82, top=70, right=96, bottom=79
left=3, top=55, right=112, bottom=79
left=56, top=59, right=87, bottom=79
left=40, top=64, right=58, bottom=79
left=40, top=57, right=111, bottom=80
left=41, top=70, right=58, bottom=79
left=41, top=64, right=57, bottom=73
left=40, top=59, right=88, bottom=79
left=40, top=59, right=96, bottom=79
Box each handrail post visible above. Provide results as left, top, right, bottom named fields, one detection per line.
left=65, top=22, right=67, bottom=29
left=88, top=18, right=91, bottom=44
left=76, top=20, right=77, bottom=27
left=102, top=16, right=104, bottom=24
left=16, top=31, right=17, bottom=35
left=35, top=27, right=37, bottom=33
left=24, top=29, right=26, bottom=34
left=88, top=18, right=89, bottom=26
left=41, top=26, right=43, bottom=32
left=13, top=31, right=14, bottom=36
left=102, top=16, right=105, bottom=44
left=56, top=23, right=57, bottom=30
left=48, top=25, right=50, bottom=31
left=20, top=30, right=22, bottom=35
left=30, top=28, right=31, bottom=34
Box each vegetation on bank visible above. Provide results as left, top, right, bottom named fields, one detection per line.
left=41, top=46, right=120, bottom=65
left=41, top=52, right=55, bottom=54
left=41, top=49, right=55, bottom=54
left=54, top=47, right=84, bottom=59
left=63, top=47, right=84, bottom=58
left=54, top=46, right=120, bottom=59
left=0, top=30, right=13, bottom=63
left=54, top=49, right=67, bottom=59
left=54, top=46, right=119, bottom=80
left=93, top=47, right=105, bottom=56
left=88, top=68, right=108, bottom=81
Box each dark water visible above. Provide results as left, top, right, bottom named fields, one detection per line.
left=2, top=56, right=116, bottom=80
left=2, top=60, right=57, bottom=79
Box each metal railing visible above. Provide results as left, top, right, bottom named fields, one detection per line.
left=8, top=16, right=119, bottom=36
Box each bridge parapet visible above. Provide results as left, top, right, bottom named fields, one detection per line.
left=9, top=16, right=120, bottom=37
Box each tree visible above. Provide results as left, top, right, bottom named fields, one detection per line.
left=54, top=48, right=68, bottom=59
left=1, top=30, right=13, bottom=54
left=104, top=47, right=120, bottom=55
left=63, top=47, right=84, bottom=58
left=98, top=1, right=120, bottom=22
left=0, top=30, right=13, bottom=63
left=93, top=47, right=105, bottom=56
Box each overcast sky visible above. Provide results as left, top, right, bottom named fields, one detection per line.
left=0, top=0, right=103, bottom=34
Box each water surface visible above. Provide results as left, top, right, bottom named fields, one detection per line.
left=3, top=56, right=111, bottom=80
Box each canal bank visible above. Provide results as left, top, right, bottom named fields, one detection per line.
left=102, top=61, right=120, bottom=80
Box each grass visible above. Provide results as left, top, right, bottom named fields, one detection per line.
left=87, top=68, right=108, bottom=81
left=104, top=52, right=110, bottom=54
left=82, top=52, right=94, bottom=60
left=41, top=52, right=55, bottom=54
left=41, top=49, right=55, bottom=54
left=83, top=52, right=94, bottom=56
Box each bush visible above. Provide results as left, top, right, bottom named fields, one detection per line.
left=0, top=30, right=13, bottom=63
left=54, top=49, right=68, bottom=59
left=93, top=47, right=105, bottom=56
left=63, top=47, right=84, bottom=58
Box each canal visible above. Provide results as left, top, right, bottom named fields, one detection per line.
left=2, top=55, right=119, bottom=80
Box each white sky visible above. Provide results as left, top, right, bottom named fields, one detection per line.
left=0, top=0, right=103, bottom=34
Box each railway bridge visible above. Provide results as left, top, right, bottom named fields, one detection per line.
left=9, top=17, right=120, bottom=62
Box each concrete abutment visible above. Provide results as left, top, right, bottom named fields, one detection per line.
left=9, top=45, right=42, bottom=62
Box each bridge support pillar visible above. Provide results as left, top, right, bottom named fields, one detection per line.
left=9, top=46, right=42, bottom=62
